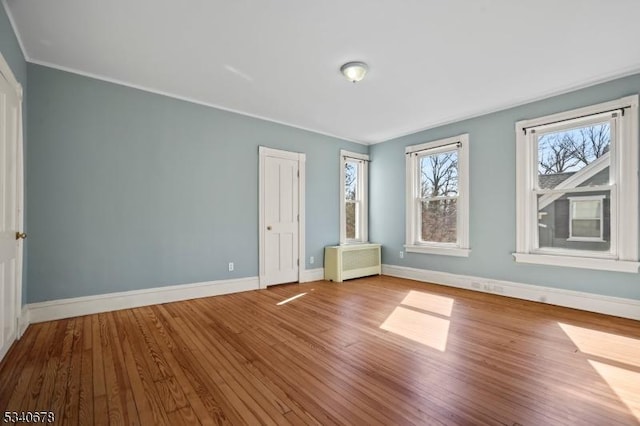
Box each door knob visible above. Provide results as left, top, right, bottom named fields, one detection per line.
left=15, top=232, right=27, bottom=240
left=267, top=226, right=272, bottom=230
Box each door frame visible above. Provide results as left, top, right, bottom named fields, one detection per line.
left=258, top=146, right=305, bottom=289
left=0, top=52, right=25, bottom=339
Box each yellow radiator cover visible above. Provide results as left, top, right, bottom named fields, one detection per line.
left=324, top=243, right=382, bottom=282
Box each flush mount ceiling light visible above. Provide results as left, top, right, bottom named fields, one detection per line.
left=340, top=61, right=368, bottom=83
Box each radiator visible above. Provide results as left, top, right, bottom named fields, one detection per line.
left=324, top=243, right=381, bottom=282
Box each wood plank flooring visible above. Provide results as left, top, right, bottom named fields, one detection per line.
left=1, top=276, right=639, bottom=425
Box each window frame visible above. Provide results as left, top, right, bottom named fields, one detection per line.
left=567, top=195, right=605, bottom=242
left=514, top=95, right=639, bottom=273
left=404, top=134, right=470, bottom=257
left=339, top=150, right=369, bottom=245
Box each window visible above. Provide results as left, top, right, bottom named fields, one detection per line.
left=514, top=95, right=639, bottom=273
left=405, top=134, right=470, bottom=257
left=568, top=196, right=605, bottom=241
left=340, top=150, right=368, bottom=244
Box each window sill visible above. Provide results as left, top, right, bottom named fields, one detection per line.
left=512, top=252, right=639, bottom=273
left=566, top=237, right=605, bottom=242
left=405, top=244, right=470, bottom=257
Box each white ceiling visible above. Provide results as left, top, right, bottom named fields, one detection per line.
left=5, top=0, right=640, bottom=144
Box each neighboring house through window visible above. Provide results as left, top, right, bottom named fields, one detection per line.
left=568, top=195, right=605, bottom=242
left=514, top=95, right=639, bottom=272
left=340, top=150, right=368, bottom=244
left=405, top=134, right=470, bottom=257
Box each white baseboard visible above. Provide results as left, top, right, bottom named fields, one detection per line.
left=0, top=330, right=16, bottom=362
left=300, top=267, right=324, bottom=283
left=27, top=276, right=259, bottom=324
left=382, top=264, right=640, bottom=321
left=18, top=306, right=29, bottom=337
left=24, top=265, right=637, bottom=325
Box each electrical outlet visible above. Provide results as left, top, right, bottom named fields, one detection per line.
left=399, top=251, right=404, bottom=259
left=481, top=281, right=504, bottom=294
left=228, top=262, right=234, bottom=272
left=310, top=256, right=315, bottom=264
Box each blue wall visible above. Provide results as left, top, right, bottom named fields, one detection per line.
left=370, top=73, right=640, bottom=301
left=27, top=64, right=366, bottom=303
left=1, top=4, right=27, bottom=303
left=17, top=12, right=640, bottom=304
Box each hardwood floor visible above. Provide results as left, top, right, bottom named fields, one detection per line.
left=1, top=276, right=639, bottom=425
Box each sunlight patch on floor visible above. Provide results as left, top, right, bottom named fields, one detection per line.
left=380, top=291, right=454, bottom=351
left=400, top=290, right=454, bottom=317
left=277, top=292, right=307, bottom=306
left=558, top=323, right=640, bottom=368
left=559, top=322, right=640, bottom=422
left=589, top=360, right=640, bottom=421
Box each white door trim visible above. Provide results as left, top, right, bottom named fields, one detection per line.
left=0, top=51, right=25, bottom=341
left=0, top=52, right=21, bottom=94
left=258, top=146, right=306, bottom=289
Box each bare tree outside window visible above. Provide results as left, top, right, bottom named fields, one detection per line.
left=419, top=151, right=458, bottom=243
left=537, top=134, right=579, bottom=175
left=572, top=124, right=610, bottom=165
left=538, top=123, right=610, bottom=187
left=345, top=161, right=358, bottom=240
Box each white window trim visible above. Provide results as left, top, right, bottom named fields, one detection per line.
left=567, top=195, right=605, bottom=242
left=514, top=95, right=639, bottom=273
left=339, top=150, right=369, bottom=245
left=405, top=134, right=470, bottom=257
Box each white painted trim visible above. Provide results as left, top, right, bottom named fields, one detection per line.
left=27, top=276, right=259, bottom=324
left=405, top=134, right=470, bottom=255
left=340, top=150, right=369, bottom=244
left=341, top=151, right=369, bottom=161
left=516, top=96, right=637, bottom=132
left=515, top=95, right=639, bottom=268
left=0, top=330, right=16, bottom=362
left=15, top=73, right=25, bottom=341
left=0, top=47, right=22, bottom=94
left=299, top=156, right=307, bottom=287
left=18, top=306, right=29, bottom=337
left=0, top=51, right=25, bottom=349
left=405, top=134, right=463, bottom=155
left=258, top=146, right=306, bottom=289
left=1, top=0, right=29, bottom=61
left=512, top=253, right=639, bottom=273
left=619, top=98, right=639, bottom=261
left=404, top=245, right=470, bottom=257
left=300, top=268, right=324, bottom=283
left=259, top=148, right=266, bottom=288
left=382, top=264, right=640, bottom=321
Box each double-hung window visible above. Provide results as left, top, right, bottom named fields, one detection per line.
left=405, top=134, right=470, bottom=257
left=340, top=150, right=369, bottom=244
left=514, top=95, right=639, bottom=272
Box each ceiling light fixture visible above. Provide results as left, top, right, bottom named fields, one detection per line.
left=340, top=61, right=368, bottom=83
